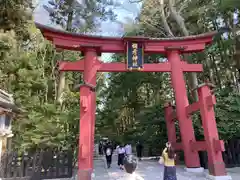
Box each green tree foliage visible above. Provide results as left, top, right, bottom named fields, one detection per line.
left=215, top=88, right=240, bottom=140
left=0, top=0, right=32, bottom=40
left=0, top=29, right=80, bottom=151
left=0, top=1, right=82, bottom=152
left=43, top=0, right=117, bottom=32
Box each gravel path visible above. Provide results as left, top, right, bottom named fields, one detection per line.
left=93, top=154, right=238, bottom=180
left=66, top=154, right=240, bottom=180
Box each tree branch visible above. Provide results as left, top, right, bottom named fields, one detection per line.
left=129, top=0, right=143, bottom=3
left=168, top=0, right=189, bottom=36
left=160, top=0, right=174, bottom=37
left=178, top=1, right=188, bottom=14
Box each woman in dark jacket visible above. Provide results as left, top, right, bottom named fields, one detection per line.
left=136, top=141, right=143, bottom=160
left=104, top=142, right=114, bottom=168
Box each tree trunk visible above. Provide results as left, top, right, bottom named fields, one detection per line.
left=160, top=0, right=174, bottom=37
left=168, top=0, right=189, bottom=36
left=66, top=11, right=73, bottom=32
left=206, top=57, right=215, bottom=84
left=168, top=0, right=199, bottom=101
left=210, top=54, right=222, bottom=89
left=56, top=11, right=73, bottom=104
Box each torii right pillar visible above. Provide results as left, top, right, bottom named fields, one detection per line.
left=198, top=84, right=231, bottom=180
left=167, top=49, right=231, bottom=179
left=167, top=49, right=201, bottom=170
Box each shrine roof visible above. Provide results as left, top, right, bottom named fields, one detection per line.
left=35, top=22, right=217, bottom=42
left=0, top=89, right=21, bottom=113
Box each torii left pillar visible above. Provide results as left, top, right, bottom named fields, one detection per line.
left=78, top=48, right=97, bottom=180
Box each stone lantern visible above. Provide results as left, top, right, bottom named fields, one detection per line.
left=0, top=89, right=21, bottom=161
left=0, top=113, right=14, bottom=138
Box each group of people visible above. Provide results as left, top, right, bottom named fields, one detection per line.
left=99, top=141, right=144, bottom=169
left=116, top=143, right=134, bottom=170
left=99, top=140, right=177, bottom=180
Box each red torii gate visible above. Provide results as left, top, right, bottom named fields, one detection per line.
left=35, top=23, right=230, bottom=180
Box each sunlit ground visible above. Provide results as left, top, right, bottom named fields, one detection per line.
left=108, top=171, right=145, bottom=180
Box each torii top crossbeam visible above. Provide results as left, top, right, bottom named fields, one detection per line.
left=35, top=22, right=217, bottom=73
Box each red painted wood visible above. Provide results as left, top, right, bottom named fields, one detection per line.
left=206, top=95, right=216, bottom=106
left=145, top=43, right=206, bottom=53
left=167, top=50, right=201, bottom=168
left=190, top=141, right=207, bottom=151
left=78, top=49, right=97, bottom=179
left=172, top=142, right=183, bottom=150
left=173, top=140, right=223, bottom=152
left=79, top=86, right=91, bottom=164
left=52, top=37, right=207, bottom=53
left=52, top=37, right=124, bottom=53
left=35, top=22, right=216, bottom=53
left=186, top=101, right=200, bottom=115
left=173, top=141, right=205, bottom=151
left=59, top=60, right=84, bottom=71
left=164, top=103, right=177, bottom=145
left=59, top=60, right=203, bottom=72
left=197, top=85, right=227, bottom=176
left=213, top=139, right=225, bottom=152
left=169, top=111, right=177, bottom=120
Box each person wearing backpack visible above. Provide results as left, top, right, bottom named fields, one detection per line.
left=104, top=141, right=114, bottom=168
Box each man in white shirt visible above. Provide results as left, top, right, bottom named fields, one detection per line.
left=125, top=143, right=132, bottom=156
